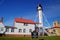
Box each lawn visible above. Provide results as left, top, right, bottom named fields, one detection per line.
left=0, top=36, right=60, bottom=40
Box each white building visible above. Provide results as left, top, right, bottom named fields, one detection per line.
left=4, top=18, right=39, bottom=36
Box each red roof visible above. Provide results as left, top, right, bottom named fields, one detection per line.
left=53, top=26, right=60, bottom=28
left=14, top=18, right=39, bottom=24
left=53, top=27, right=60, bottom=28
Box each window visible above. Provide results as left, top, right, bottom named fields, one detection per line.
left=19, top=29, right=22, bottom=32
left=24, top=23, right=28, bottom=26
left=1, top=28, right=3, bottom=31
left=11, top=28, right=14, bottom=32
left=53, top=29, right=56, bottom=32
left=6, top=28, right=9, bottom=32
left=29, top=29, right=32, bottom=32
left=51, top=32, right=53, bottom=34
left=40, top=28, right=43, bottom=32
left=23, top=29, right=26, bottom=33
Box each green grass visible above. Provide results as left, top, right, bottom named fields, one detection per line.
left=0, top=36, right=60, bottom=40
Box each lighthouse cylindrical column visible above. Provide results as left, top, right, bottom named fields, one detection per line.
left=37, top=4, right=43, bottom=27
left=37, top=4, right=44, bottom=36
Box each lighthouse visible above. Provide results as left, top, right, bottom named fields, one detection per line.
left=37, top=4, right=43, bottom=27
left=37, top=4, right=44, bottom=36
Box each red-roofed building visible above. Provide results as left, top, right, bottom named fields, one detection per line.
left=0, top=17, right=39, bottom=36
left=12, top=17, right=39, bottom=36
left=47, top=21, right=60, bottom=36
left=1, top=17, right=39, bottom=36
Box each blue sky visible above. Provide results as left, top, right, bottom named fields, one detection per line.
left=0, top=0, right=60, bottom=27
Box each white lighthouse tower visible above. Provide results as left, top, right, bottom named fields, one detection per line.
left=37, top=4, right=44, bottom=36
left=37, top=4, right=43, bottom=27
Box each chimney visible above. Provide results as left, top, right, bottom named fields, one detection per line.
left=1, top=17, right=4, bottom=22
left=0, top=17, right=4, bottom=22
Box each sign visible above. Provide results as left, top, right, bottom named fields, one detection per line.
left=31, top=31, right=38, bottom=38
